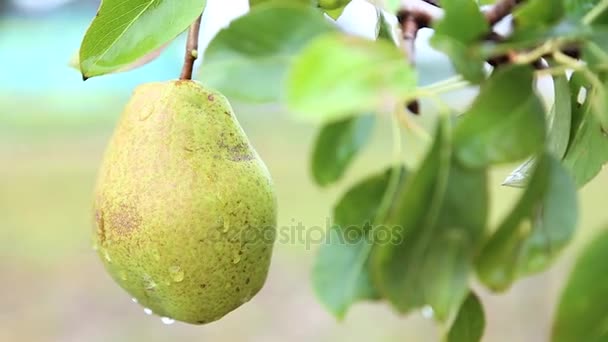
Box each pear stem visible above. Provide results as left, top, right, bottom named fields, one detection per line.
left=180, top=14, right=203, bottom=81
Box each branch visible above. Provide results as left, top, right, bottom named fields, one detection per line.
left=399, top=13, right=421, bottom=113
left=399, top=0, right=444, bottom=21
left=484, top=0, right=524, bottom=25
left=180, top=14, right=203, bottom=81
left=421, top=0, right=440, bottom=7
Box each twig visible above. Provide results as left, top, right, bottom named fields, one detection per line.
left=180, top=14, right=203, bottom=80
left=398, top=12, right=421, bottom=113
left=583, top=0, right=608, bottom=24
left=421, top=0, right=440, bottom=7
left=484, top=0, right=524, bottom=25
left=398, top=0, right=444, bottom=21
left=396, top=2, right=442, bottom=114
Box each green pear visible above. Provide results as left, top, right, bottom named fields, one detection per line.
left=93, top=80, right=277, bottom=324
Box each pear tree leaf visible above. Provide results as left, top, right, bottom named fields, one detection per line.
left=249, top=0, right=314, bottom=7
left=372, top=117, right=489, bottom=321
left=564, top=0, right=602, bottom=18
left=430, top=0, right=489, bottom=83
left=287, top=32, right=417, bottom=123
left=454, top=66, right=546, bottom=168
left=376, top=8, right=397, bottom=43
left=320, top=0, right=352, bottom=19
left=80, top=0, right=207, bottom=78
left=312, top=167, right=407, bottom=319
left=514, top=0, right=565, bottom=29
left=562, top=72, right=608, bottom=187
left=476, top=153, right=578, bottom=292
left=502, top=158, right=536, bottom=188
left=552, top=228, right=608, bottom=342
left=447, top=293, right=486, bottom=342
left=70, top=44, right=169, bottom=75
left=548, top=71, right=574, bottom=159
left=200, top=4, right=333, bottom=102
left=503, top=69, right=572, bottom=188
left=311, top=115, right=375, bottom=187
left=383, top=0, right=400, bottom=12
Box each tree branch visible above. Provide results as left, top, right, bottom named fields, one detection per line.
left=421, top=0, right=440, bottom=7
left=484, top=0, right=524, bottom=25
left=399, top=0, right=444, bottom=21
left=398, top=13, right=421, bottom=113
left=180, top=15, right=203, bottom=81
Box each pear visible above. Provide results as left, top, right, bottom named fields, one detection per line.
left=93, top=81, right=277, bottom=324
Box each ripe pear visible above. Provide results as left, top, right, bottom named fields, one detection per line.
left=93, top=80, right=277, bottom=324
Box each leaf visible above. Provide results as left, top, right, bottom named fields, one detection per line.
left=548, top=70, right=573, bottom=159
left=552, top=228, right=608, bottom=342
left=80, top=0, right=207, bottom=78
left=514, top=0, right=564, bottom=29
left=502, top=157, right=536, bottom=188
left=200, top=3, right=333, bottom=102
left=430, top=0, right=489, bottom=83
left=69, top=44, right=169, bottom=74
left=249, top=0, right=314, bottom=7
left=287, top=32, right=417, bottom=123
left=312, top=167, right=407, bottom=319
left=490, top=19, right=591, bottom=56
left=564, top=0, right=602, bottom=18
left=311, top=115, right=375, bottom=187
left=372, top=117, right=489, bottom=321
left=454, top=66, right=546, bottom=168
left=562, top=72, right=608, bottom=187
left=446, top=293, right=486, bottom=342
left=503, top=69, right=572, bottom=188
left=383, top=0, right=400, bottom=13
left=475, top=153, right=578, bottom=292
left=376, top=8, right=396, bottom=43
left=320, top=0, right=352, bottom=19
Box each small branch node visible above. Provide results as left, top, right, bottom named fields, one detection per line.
left=180, top=14, right=203, bottom=81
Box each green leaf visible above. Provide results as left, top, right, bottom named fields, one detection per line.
left=286, top=32, right=417, bottom=123
left=514, top=0, right=564, bottom=29
left=311, top=115, right=375, bottom=187
left=502, top=157, right=536, bottom=188
left=320, top=0, right=352, bottom=19
left=476, top=153, right=578, bottom=292
left=565, top=0, right=602, bottom=18
left=376, top=8, right=396, bottom=43
left=249, top=0, right=314, bottom=6
left=489, top=19, right=591, bottom=57
left=454, top=66, right=546, bottom=168
left=585, top=26, right=608, bottom=68
left=80, top=0, right=207, bottom=78
left=503, top=69, right=572, bottom=188
left=430, top=0, right=489, bottom=83
left=313, top=167, right=407, bottom=319
left=200, top=3, right=333, bottom=102
left=548, top=71, right=573, bottom=159
left=563, top=72, right=608, bottom=187
left=383, top=0, right=400, bottom=12
left=372, top=117, right=489, bottom=321
left=552, top=228, right=608, bottom=342
left=446, top=293, right=486, bottom=342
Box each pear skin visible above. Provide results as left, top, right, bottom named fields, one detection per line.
left=93, top=81, right=277, bottom=324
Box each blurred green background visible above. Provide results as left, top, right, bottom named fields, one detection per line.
left=2, top=1, right=608, bottom=341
